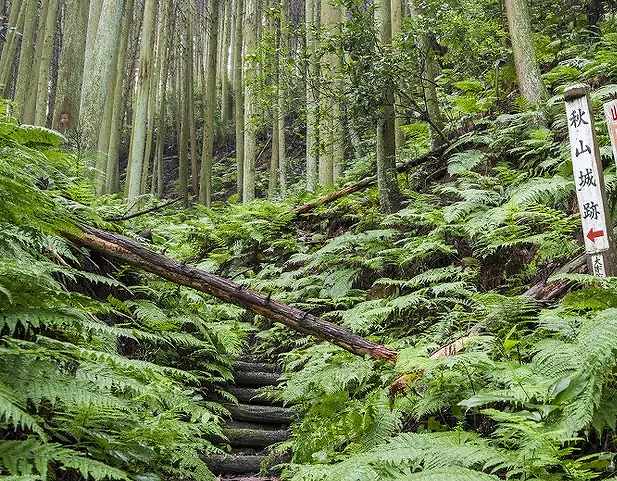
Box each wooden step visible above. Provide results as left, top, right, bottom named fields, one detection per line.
left=222, top=426, right=290, bottom=448
left=227, top=403, right=295, bottom=424
left=234, top=361, right=281, bottom=374
left=226, top=386, right=282, bottom=406
left=204, top=454, right=264, bottom=474
left=234, top=370, right=280, bottom=387
left=218, top=477, right=279, bottom=481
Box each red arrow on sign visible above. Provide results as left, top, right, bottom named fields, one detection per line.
left=587, top=227, right=605, bottom=242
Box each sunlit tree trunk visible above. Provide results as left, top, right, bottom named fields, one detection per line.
left=80, top=0, right=124, bottom=151
left=187, top=12, right=199, bottom=198
left=33, top=0, right=59, bottom=126
left=14, top=0, right=38, bottom=122
left=375, top=0, right=401, bottom=213
left=305, top=0, right=319, bottom=191
left=233, top=0, right=244, bottom=196
left=504, top=0, right=546, bottom=105
left=391, top=0, right=403, bottom=154
left=52, top=0, right=88, bottom=131
left=126, top=0, right=156, bottom=206
left=242, top=0, right=258, bottom=202
left=200, top=0, right=219, bottom=206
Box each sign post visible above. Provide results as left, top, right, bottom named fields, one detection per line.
left=564, top=84, right=616, bottom=277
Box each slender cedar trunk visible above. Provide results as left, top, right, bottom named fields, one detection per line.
left=503, top=0, right=546, bottom=105
left=141, top=1, right=167, bottom=195
left=277, top=0, right=288, bottom=196
left=14, top=0, right=38, bottom=122
left=319, top=0, right=343, bottom=187
left=46, top=16, right=61, bottom=127
left=0, top=0, right=23, bottom=95
left=187, top=13, right=199, bottom=198
left=33, top=0, right=59, bottom=126
left=106, top=0, right=135, bottom=194
left=242, top=0, right=258, bottom=202
left=375, top=0, right=401, bottom=213
left=233, top=0, right=244, bottom=195
left=221, top=0, right=234, bottom=128
left=152, top=0, right=173, bottom=197
left=79, top=0, right=124, bottom=152
left=406, top=0, right=444, bottom=149
left=268, top=3, right=279, bottom=199
left=305, top=0, right=319, bottom=191
left=126, top=0, right=156, bottom=206
left=95, top=1, right=126, bottom=194
left=53, top=0, right=88, bottom=131
left=23, top=0, right=51, bottom=123
left=67, top=225, right=398, bottom=363
left=178, top=22, right=191, bottom=207
left=391, top=0, right=403, bottom=154
left=199, top=0, right=219, bottom=206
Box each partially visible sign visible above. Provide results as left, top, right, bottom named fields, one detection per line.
left=591, top=253, right=607, bottom=277
left=604, top=99, right=617, bottom=167
left=565, top=90, right=611, bottom=254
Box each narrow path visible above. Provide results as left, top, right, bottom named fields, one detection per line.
left=205, top=358, right=293, bottom=481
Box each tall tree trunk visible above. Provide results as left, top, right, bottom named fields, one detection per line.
left=503, top=0, right=546, bottom=105
left=105, top=0, right=135, bottom=194
left=52, top=0, right=88, bottom=131
left=187, top=12, right=199, bottom=199
left=233, top=0, right=244, bottom=196
left=305, top=0, right=319, bottom=191
left=0, top=0, right=24, bottom=96
left=242, top=0, right=258, bottom=202
left=375, top=0, right=401, bottom=213
left=33, top=0, right=59, bottom=126
left=406, top=0, right=445, bottom=149
left=277, top=0, right=288, bottom=197
left=199, top=0, right=219, bottom=207
left=178, top=21, right=191, bottom=207
left=126, top=0, right=156, bottom=206
left=14, top=0, right=38, bottom=122
left=391, top=0, right=403, bottom=154
left=221, top=0, right=234, bottom=128
left=79, top=0, right=124, bottom=151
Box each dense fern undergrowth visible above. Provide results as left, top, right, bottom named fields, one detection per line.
left=7, top=22, right=617, bottom=481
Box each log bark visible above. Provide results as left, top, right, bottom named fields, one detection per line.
left=221, top=426, right=290, bottom=447
left=226, top=403, right=295, bottom=423
left=293, top=146, right=446, bottom=215
left=225, top=386, right=283, bottom=405
left=65, top=225, right=399, bottom=363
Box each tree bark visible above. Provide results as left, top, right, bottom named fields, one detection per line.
left=375, top=0, right=402, bottom=213
left=33, top=0, right=59, bottom=126
left=503, top=0, right=546, bottom=105
left=65, top=225, right=398, bottom=363
left=0, top=0, right=24, bottom=96
left=52, top=0, right=89, bottom=131
left=242, top=0, right=258, bottom=202
left=79, top=0, right=124, bottom=151
left=126, top=0, right=157, bottom=206
left=14, top=0, right=38, bottom=122
left=233, top=0, right=245, bottom=196
left=305, top=0, right=319, bottom=191
left=277, top=0, right=288, bottom=196
left=199, top=0, right=219, bottom=207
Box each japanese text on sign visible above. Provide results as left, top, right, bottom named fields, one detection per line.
left=565, top=96, right=610, bottom=254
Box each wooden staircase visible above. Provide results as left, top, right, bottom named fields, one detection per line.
left=205, top=360, right=293, bottom=481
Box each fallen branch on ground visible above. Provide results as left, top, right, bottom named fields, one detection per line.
left=64, top=225, right=398, bottom=363
left=105, top=197, right=182, bottom=222
left=292, top=146, right=447, bottom=216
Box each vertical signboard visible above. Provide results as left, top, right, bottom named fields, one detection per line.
left=565, top=84, right=614, bottom=277
left=604, top=99, right=617, bottom=168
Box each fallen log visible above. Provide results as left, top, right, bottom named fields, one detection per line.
left=225, top=403, right=296, bottom=424
left=292, top=146, right=446, bottom=216
left=234, top=370, right=281, bottom=388
left=65, top=225, right=398, bottom=363
left=221, top=425, right=291, bottom=447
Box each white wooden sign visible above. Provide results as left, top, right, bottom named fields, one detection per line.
left=604, top=99, right=617, bottom=168
left=591, top=253, right=607, bottom=277
left=565, top=92, right=611, bottom=254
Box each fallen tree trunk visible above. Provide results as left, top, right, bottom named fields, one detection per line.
left=292, top=146, right=446, bottom=216
left=65, top=225, right=398, bottom=363
left=104, top=197, right=182, bottom=222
